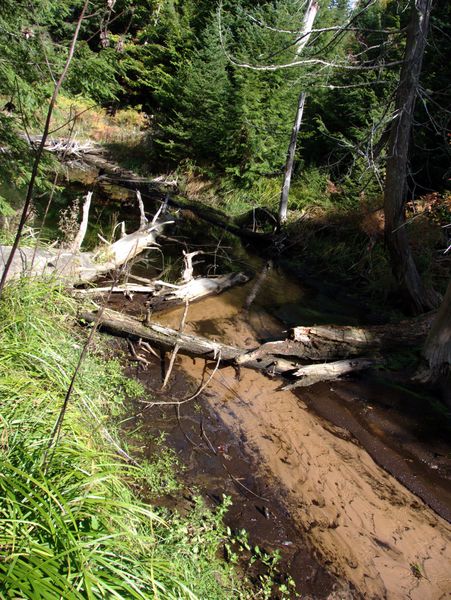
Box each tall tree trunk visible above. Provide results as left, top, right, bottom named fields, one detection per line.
left=383, top=0, right=439, bottom=314
left=278, top=92, right=306, bottom=225
left=278, top=0, right=318, bottom=226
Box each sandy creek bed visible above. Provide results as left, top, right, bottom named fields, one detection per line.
left=45, top=168, right=450, bottom=598
left=124, top=279, right=451, bottom=600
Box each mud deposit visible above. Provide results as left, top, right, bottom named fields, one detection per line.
left=110, top=274, right=451, bottom=600
left=124, top=359, right=346, bottom=599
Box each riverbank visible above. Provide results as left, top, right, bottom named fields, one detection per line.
left=2, top=149, right=450, bottom=599
left=0, top=278, right=277, bottom=599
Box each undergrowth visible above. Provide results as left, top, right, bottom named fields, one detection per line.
left=0, top=278, right=256, bottom=599
left=177, top=167, right=449, bottom=306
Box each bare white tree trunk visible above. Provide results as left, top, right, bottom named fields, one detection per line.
left=278, top=91, right=306, bottom=224
left=70, top=191, right=93, bottom=252
left=278, top=0, right=318, bottom=225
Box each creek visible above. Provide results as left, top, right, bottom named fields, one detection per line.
left=19, top=163, right=451, bottom=599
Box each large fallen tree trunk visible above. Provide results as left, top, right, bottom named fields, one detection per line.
left=0, top=224, right=164, bottom=285
left=80, top=303, right=439, bottom=387
left=80, top=307, right=376, bottom=386
left=0, top=193, right=170, bottom=286
left=230, top=313, right=434, bottom=366
left=286, top=314, right=434, bottom=359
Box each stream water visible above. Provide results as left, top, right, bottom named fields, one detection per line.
left=19, top=165, right=451, bottom=598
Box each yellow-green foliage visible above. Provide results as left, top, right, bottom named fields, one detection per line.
left=50, top=95, right=147, bottom=144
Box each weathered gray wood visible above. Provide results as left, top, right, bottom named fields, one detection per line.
left=80, top=307, right=375, bottom=386
left=0, top=221, right=166, bottom=285
left=81, top=307, right=243, bottom=361
left=288, top=314, right=434, bottom=359
left=278, top=0, right=318, bottom=224
left=146, top=272, right=249, bottom=312
left=233, top=314, right=433, bottom=365
left=279, top=91, right=306, bottom=224
left=70, top=191, right=93, bottom=252
left=75, top=272, right=249, bottom=311
left=283, top=359, right=374, bottom=389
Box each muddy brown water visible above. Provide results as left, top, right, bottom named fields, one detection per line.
left=36, top=167, right=451, bottom=598
left=122, top=357, right=346, bottom=599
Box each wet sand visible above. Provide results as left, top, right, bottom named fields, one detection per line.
left=150, top=289, right=451, bottom=600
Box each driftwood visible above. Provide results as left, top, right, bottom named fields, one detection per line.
left=286, top=314, right=434, bottom=360
left=29, top=135, right=277, bottom=244
left=76, top=272, right=249, bottom=310
left=231, top=315, right=433, bottom=366
left=0, top=222, right=165, bottom=285
left=0, top=193, right=170, bottom=286
left=80, top=307, right=376, bottom=387
left=26, top=134, right=98, bottom=158
left=80, top=302, right=440, bottom=388
left=146, top=272, right=249, bottom=312
left=283, top=359, right=375, bottom=389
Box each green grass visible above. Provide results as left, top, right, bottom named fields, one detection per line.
left=0, top=278, right=255, bottom=599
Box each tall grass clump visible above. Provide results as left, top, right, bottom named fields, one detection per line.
left=0, top=279, right=249, bottom=599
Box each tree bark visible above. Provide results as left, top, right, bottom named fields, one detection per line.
left=278, top=0, right=318, bottom=226
left=287, top=314, right=434, bottom=359
left=283, top=359, right=374, bottom=389
left=383, top=0, right=440, bottom=314
left=145, top=272, right=249, bottom=312
left=422, top=279, right=451, bottom=381
left=278, top=92, right=307, bottom=225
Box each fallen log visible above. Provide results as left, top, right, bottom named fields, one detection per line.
left=82, top=307, right=242, bottom=359
left=283, top=359, right=375, bottom=389
left=0, top=194, right=170, bottom=286
left=75, top=272, right=249, bottom=309
left=233, top=314, right=433, bottom=365
left=146, top=272, right=249, bottom=312
left=287, top=314, right=434, bottom=360
left=80, top=307, right=375, bottom=386
left=0, top=224, right=164, bottom=285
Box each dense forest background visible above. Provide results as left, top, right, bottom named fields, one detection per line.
left=0, top=0, right=450, bottom=308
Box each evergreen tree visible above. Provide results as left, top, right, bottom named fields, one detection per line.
left=154, top=19, right=234, bottom=168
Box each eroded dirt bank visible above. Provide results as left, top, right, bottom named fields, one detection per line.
left=147, top=288, right=451, bottom=600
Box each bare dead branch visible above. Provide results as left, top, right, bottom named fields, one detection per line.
left=70, top=191, right=93, bottom=253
